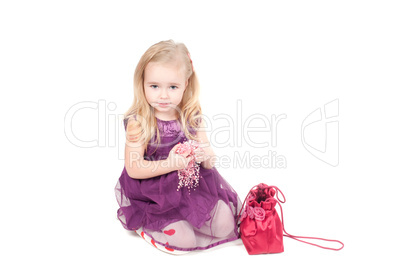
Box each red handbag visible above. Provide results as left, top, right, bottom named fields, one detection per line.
left=238, top=183, right=344, bottom=255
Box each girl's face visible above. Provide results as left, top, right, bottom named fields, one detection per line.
left=143, top=61, right=188, bottom=120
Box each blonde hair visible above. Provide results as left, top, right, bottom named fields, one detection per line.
left=124, top=40, right=203, bottom=154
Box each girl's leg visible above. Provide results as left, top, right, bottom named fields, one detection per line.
left=151, top=220, right=197, bottom=249
left=197, top=200, right=235, bottom=238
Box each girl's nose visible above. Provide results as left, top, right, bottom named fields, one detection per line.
left=160, top=88, right=168, bottom=98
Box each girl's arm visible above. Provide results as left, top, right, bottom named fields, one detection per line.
left=124, top=120, right=191, bottom=179
left=195, top=120, right=216, bottom=170
left=125, top=143, right=176, bottom=179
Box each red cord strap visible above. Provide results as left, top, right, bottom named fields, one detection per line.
left=274, top=198, right=344, bottom=251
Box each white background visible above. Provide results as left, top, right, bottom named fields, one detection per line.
left=1, top=0, right=401, bottom=266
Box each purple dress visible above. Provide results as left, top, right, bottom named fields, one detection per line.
left=115, top=116, right=241, bottom=251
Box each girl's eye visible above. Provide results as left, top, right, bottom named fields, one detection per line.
left=151, top=85, right=158, bottom=89
left=170, top=86, right=178, bottom=90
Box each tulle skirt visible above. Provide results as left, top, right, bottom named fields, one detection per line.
left=115, top=166, right=241, bottom=251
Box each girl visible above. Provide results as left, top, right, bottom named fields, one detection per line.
left=115, top=40, right=241, bottom=254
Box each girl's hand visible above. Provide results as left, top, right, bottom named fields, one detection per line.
left=167, top=143, right=193, bottom=171
left=194, top=147, right=210, bottom=164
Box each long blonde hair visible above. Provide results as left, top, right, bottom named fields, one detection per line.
left=124, top=40, right=203, bottom=154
